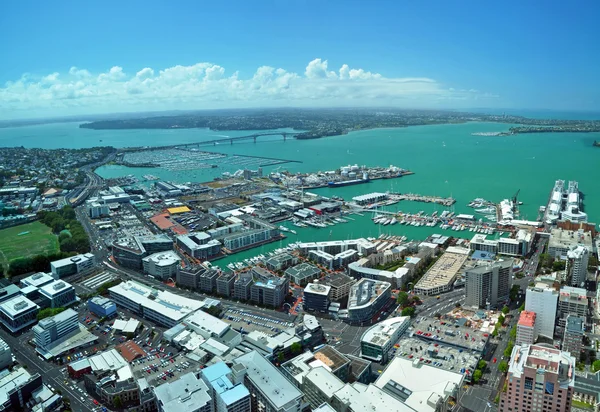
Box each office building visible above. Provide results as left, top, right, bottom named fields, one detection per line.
left=20, top=272, right=54, bottom=289
left=573, top=372, right=600, bottom=409
left=297, top=238, right=376, bottom=257
left=470, top=234, right=499, bottom=254
left=347, top=259, right=409, bottom=290
left=347, top=279, right=391, bottom=323
left=232, top=350, right=303, bottom=412
left=547, top=228, right=594, bottom=259
left=175, top=265, right=202, bottom=289
left=216, top=272, right=236, bottom=297
left=567, top=246, right=589, bottom=287
left=0, top=296, right=39, bottom=333
left=0, top=338, right=12, bottom=371
left=0, top=367, right=43, bottom=411
left=464, top=259, right=513, bottom=309
left=223, top=228, right=278, bottom=252
left=113, top=234, right=173, bottom=269
left=87, top=200, right=110, bottom=219
left=374, top=356, right=465, bottom=412
left=558, top=286, right=588, bottom=328
left=516, top=311, right=536, bottom=346
left=142, top=251, right=181, bottom=280
left=500, top=344, right=575, bottom=412
left=233, top=273, right=253, bottom=301
left=413, top=247, right=470, bottom=296
left=50, top=253, right=95, bottom=278
left=285, top=263, right=321, bottom=287
left=360, top=316, right=410, bottom=363
left=250, top=277, right=288, bottom=308
left=303, top=367, right=345, bottom=409
left=176, top=232, right=222, bottom=260
left=38, top=280, right=77, bottom=308
left=109, top=280, right=204, bottom=328
left=87, top=296, right=117, bottom=318
left=33, top=308, right=79, bottom=350
left=265, top=253, right=297, bottom=272
left=154, top=371, right=213, bottom=412
left=563, top=315, right=584, bottom=358
left=303, top=283, right=331, bottom=313
left=525, top=283, right=559, bottom=339
left=320, top=273, right=356, bottom=301
left=200, top=362, right=251, bottom=412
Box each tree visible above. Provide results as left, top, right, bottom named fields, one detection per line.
left=498, top=361, right=509, bottom=373
left=501, top=306, right=510, bottom=315
left=552, top=260, right=566, bottom=271
left=473, top=369, right=482, bottom=383
left=518, top=303, right=525, bottom=312
left=113, top=395, right=123, bottom=409
left=397, top=291, right=409, bottom=307
left=478, top=360, right=487, bottom=371
left=455, top=302, right=462, bottom=308
left=277, top=352, right=285, bottom=363
left=592, top=360, right=600, bottom=373
left=290, top=342, right=302, bottom=355
left=509, top=326, right=517, bottom=340
left=401, top=307, right=416, bottom=317
left=504, top=342, right=514, bottom=359
left=410, top=295, right=421, bottom=305
left=498, top=314, right=505, bottom=326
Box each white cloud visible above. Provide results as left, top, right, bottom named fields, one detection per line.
left=0, top=59, right=497, bottom=119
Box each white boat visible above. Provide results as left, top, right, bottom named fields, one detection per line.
left=390, top=218, right=398, bottom=225
left=290, top=229, right=297, bottom=234
left=475, top=207, right=496, bottom=214
left=279, top=225, right=290, bottom=232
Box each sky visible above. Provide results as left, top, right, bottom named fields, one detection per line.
left=1, top=0, right=599, bottom=119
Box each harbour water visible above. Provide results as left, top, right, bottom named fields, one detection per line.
left=2, top=120, right=599, bottom=267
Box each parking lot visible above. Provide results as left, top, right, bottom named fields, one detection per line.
left=225, top=308, right=295, bottom=335
left=131, top=352, right=197, bottom=386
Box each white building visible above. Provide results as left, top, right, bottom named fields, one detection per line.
left=39, top=280, right=77, bottom=308
left=33, top=309, right=79, bottom=350
left=183, top=310, right=230, bottom=340
left=347, top=279, right=391, bottom=323
left=142, top=251, right=181, bottom=280
left=348, top=259, right=409, bottom=289
left=87, top=200, right=110, bottom=219
left=109, top=280, right=204, bottom=327
left=548, top=228, right=593, bottom=259
left=154, top=371, right=213, bottom=412
left=0, top=337, right=12, bottom=370
left=469, top=234, right=498, bottom=254
left=232, top=350, right=303, bottom=412
left=0, top=296, right=40, bottom=333
left=525, top=283, right=559, bottom=339
left=374, top=356, right=465, bottom=412
left=360, top=316, right=410, bottom=363
left=20, top=272, right=54, bottom=289
left=50, top=253, right=95, bottom=279
left=567, top=245, right=589, bottom=287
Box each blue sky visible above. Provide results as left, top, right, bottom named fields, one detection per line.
left=1, top=0, right=599, bottom=119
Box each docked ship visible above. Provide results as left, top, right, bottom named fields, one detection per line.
left=544, top=180, right=587, bottom=224
left=328, top=178, right=370, bottom=187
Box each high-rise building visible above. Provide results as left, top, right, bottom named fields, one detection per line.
left=201, top=362, right=251, bottom=412
left=500, top=344, right=575, bottom=412
left=33, top=308, right=79, bottom=350
left=557, top=286, right=588, bottom=329
left=567, top=246, right=589, bottom=287
left=525, top=283, right=558, bottom=339
left=154, top=371, right=213, bottom=412
left=303, top=283, right=331, bottom=313
left=516, top=311, right=536, bottom=346
left=464, top=259, right=513, bottom=308
left=563, top=315, right=584, bottom=358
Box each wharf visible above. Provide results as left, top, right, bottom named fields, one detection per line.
left=389, top=192, right=455, bottom=206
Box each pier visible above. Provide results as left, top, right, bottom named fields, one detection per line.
left=389, top=192, right=456, bottom=206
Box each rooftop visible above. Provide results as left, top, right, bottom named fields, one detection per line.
left=285, top=263, right=321, bottom=280
left=518, top=311, right=536, bottom=328
left=154, top=372, right=212, bottom=412
left=304, top=283, right=331, bottom=297
left=0, top=295, right=38, bottom=317
left=142, top=250, right=181, bottom=267
left=414, top=247, right=470, bottom=292
left=549, top=228, right=593, bottom=252
left=348, top=278, right=391, bottom=310
left=508, top=344, right=576, bottom=388
left=201, top=362, right=250, bottom=406
left=39, top=280, right=73, bottom=297
left=361, top=316, right=411, bottom=348
left=117, top=340, right=146, bottom=362
left=314, top=345, right=350, bottom=372
left=0, top=367, right=34, bottom=406
left=184, top=310, right=230, bottom=338
left=375, top=356, right=464, bottom=412
left=21, top=272, right=54, bottom=288
left=233, top=350, right=303, bottom=410
left=306, top=367, right=345, bottom=398
left=566, top=316, right=585, bottom=334
left=321, top=272, right=356, bottom=288
left=333, top=383, right=413, bottom=412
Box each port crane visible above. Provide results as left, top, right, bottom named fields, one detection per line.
left=512, top=189, right=520, bottom=205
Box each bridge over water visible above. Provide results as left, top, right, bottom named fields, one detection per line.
left=170, top=131, right=300, bottom=149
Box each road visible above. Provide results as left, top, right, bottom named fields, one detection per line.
left=0, top=328, right=100, bottom=412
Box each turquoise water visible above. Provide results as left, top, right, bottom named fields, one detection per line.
left=2, top=120, right=599, bottom=267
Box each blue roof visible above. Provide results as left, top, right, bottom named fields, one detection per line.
left=202, top=362, right=250, bottom=405
left=220, top=383, right=250, bottom=406
left=471, top=250, right=496, bottom=261
left=202, top=362, right=231, bottom=383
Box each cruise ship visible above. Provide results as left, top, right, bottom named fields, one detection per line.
left=544, top=180, right=587, bottom=224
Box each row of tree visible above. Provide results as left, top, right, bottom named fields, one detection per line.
left=8, top=251, right=77, bottom=277
left=38, top=206, right=90, bottom=254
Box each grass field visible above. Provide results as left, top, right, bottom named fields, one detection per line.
left=0, top=221, right=59, bottom=271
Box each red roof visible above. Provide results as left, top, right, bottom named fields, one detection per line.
left=518, top=310, right=536, bottom=328
left=117, top=340, right=146, bottom=362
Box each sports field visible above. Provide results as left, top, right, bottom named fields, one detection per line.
left=0, top=221, right=59, bottom=271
